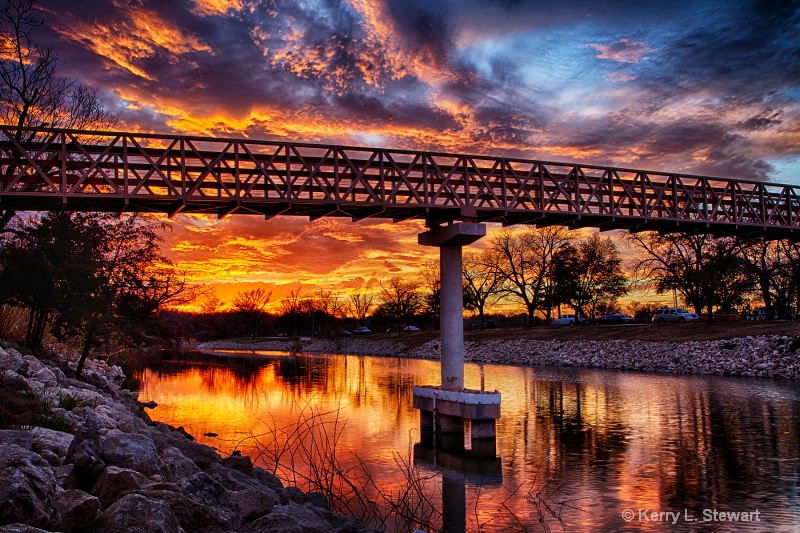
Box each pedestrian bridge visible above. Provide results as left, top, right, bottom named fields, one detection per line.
left=0, top=126, right=797, bottom=239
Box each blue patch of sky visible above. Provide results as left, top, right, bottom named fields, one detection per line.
left=455, top=26, right=643, bottom=116
left=768, top=158, right=800, bottom=187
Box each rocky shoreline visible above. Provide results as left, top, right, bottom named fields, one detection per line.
left=0, top=341, right=372, bottom=533
left=198, top=334, right=800, bottom=379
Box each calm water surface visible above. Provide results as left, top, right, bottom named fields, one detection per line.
left=133, top=350, right=800, bottom=532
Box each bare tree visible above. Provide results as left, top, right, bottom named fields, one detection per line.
left=347, top=292, right=373, bottom=325
left=488, top=227, right=571, bottom=326
left=0, top=0, right=115, bottom=132
left=314, top=289, right=343, bottom=337
left=232, top=287, right=272, bottom=339
left=738, top=238, right=800, bottom=320
left=377, top=276, right=423, bottom=336
left=0, top=0, right=117, bottom=229
left=628, top=232, right=748, bottom=320
left=462, top=250, right=502, bottom=321
left=418, top=259, right=441, bottom=318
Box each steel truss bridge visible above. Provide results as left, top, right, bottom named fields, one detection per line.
left=1, top=126, right=798, bottom=239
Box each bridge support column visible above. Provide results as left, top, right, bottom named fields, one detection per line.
left=414, top=223, right=500, bottom=452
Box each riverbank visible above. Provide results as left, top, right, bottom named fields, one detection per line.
left=0, top=341, right=372, bottom=532
left=198, top=323, right=800, bottom=379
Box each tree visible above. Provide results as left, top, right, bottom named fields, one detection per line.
left=629, top=232, right=748, bottom=320
left=232, top=287, right=272, bottom=339
left=0, top=0, right=116, bottom=230
left=738, top=239, right=797, bottom=320
left=313, top=289, right=343, bottom=337
left=0, top=213, right=194, bottom=375
left=418, top=259, right=441, bottom=319
left=346, top=292, right=373, bottom=326
left=377, top=276, right=422, bottom=336
left=555, top=234, right=628, bottom=320
left=0, top=212, right=104, bottom=349
left=462, top=250, right=502, bottom=321
left=488, top=227, right=571, bottom=326
left=67, top=215, right=194, bottom=375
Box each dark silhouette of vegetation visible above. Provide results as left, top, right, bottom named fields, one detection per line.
left=232, top=287, right=272, bottom=339
left=0, top=213, right=195, bottom=375
left=376, top=276, right=423, bottom=336
left=0, top=0, right=116, bottom=231
left=552, top=233, right=628, bottom=320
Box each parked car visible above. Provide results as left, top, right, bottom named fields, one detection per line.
left=551, top=313, right=587, bottom=326
left=472, top=320, right=497, bottom=329
left=653, top=307, right=698, bottom=323
left=403, top=325, right=421, bottom=332
left=352, top=327, right=372, bottom=335
left=599, top=313, right=636, bottom=325
left=339, top=330, right=352, bottom=336
left=746, top=306, right=778, bottom=321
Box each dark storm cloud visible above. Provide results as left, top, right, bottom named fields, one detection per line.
left=639, top=1, right=800, bottom=102
left=33, top=0, right=800, bottom=184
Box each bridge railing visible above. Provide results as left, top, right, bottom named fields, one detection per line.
left=0, top=126, right=797, bottom=236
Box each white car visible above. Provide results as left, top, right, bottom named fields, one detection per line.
left=551, top=314, right=586, bottom=326
left=654, top=307, right=698, bottom=323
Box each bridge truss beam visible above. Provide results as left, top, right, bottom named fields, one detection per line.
left=0, top=127, right=798, bottom=239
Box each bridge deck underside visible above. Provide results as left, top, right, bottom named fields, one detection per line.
left=1, top=127, right=798, bottom=239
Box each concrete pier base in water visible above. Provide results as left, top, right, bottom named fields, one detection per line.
left=416, top=222, right=501, bottom=454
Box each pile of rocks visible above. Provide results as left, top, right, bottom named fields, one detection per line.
left=403, top=336, right=800, bottom=379
left=0, top=343, right=371, bottom=532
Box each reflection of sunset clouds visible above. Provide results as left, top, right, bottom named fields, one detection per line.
left=139, top=356, right=800, bottom=530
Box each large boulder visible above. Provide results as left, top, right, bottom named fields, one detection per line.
left=253, top=467, right=284, bottom=491
left=220, top=454, right=253, bottom=475
left=0, top=430, right=33, bottom=449
left=160, top=446, right=201, bottom=483
left=94, top=493, right=180, bottom=533
left=31, top=427, right=74, bottom=459
left=53, top=464, right=78, bottom=490
left=53, top=489, right=100, bottom=532
left=91, top=466, right=152, bottom=507
left=239, top=513, right=303, bottom=533
left=101, top=431, right=161, bottom=476
left=231, top=487, right=280, bottom=522
left=0, top=525, right=52, bottom=533
left=179, top=473, right=241, bottom=530
left=240, top=503, right=332, bottom=533
left=205, top=463, right=279, bottom=520
left=146, top=427, right=220, bottom=469
left=136, top=488, right=240, bottom=533
left=0, top=444, right=60, bottom=529
left=205, top=463, right=262, bottom=491
left=65, top=433, right=105, bottom=490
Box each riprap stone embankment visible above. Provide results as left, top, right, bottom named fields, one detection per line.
left=0, top=342, right=372, bottom=532
left=199, top=335, right=800, bottom=379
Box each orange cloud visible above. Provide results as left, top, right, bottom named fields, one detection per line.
left=191, top=0, right=244, bottom=17
left=48, top=0, right=212, bottom=80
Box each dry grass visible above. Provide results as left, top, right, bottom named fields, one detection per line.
left=377, top=320, right=800, bottom=349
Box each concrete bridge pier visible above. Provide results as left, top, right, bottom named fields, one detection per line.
left=414, top=222, right=501, bottom=452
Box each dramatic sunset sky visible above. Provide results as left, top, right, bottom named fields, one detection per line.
left=36, top=0, right=800, bottom=309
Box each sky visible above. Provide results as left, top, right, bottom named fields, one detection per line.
left=35, top=0, right=800, bottom=310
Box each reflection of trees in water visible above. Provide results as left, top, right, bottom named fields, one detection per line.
left=659, top=381, right=800, bottom=513
left=136, top=352, right=423, bottom=423
left=136, top=352, right=800, bottom=529
left=500, top=372, right=800, bottom=523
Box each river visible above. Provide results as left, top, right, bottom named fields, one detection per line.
left=132, top=349, right=800, bottom=532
